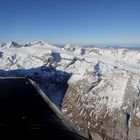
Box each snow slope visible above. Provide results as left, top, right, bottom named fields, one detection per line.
left=0, top=41, right=140, bottom=139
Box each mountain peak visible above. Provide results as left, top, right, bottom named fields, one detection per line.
left=10, top=41, right=21, bottom=48
left=24, top=41, right=45, bottom=47
left=1, top=41, right=21, bottom=48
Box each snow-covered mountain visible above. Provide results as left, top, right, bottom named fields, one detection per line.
left=0, top=41, right=22, bottom=48
left=0, top=41, right=140, bottom=140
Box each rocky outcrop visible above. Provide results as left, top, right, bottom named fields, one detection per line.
left=62, top=73, right=140, bottom=140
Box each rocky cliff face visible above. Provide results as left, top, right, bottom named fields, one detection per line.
left=62, top=66, right=140, bottom=140
left=0, top=42, right=140, bottom=139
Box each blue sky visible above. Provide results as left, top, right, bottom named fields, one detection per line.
left=0, top=0, right=140, bottom=44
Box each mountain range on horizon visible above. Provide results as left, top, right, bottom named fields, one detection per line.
left=1, top=41, right=140, bottom=50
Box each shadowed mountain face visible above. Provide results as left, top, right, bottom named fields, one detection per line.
left=0, top=66, right=71, bottom=108
left=0, top=78, right=88, bottom=140
left=0, top=78, right=57, bottom=124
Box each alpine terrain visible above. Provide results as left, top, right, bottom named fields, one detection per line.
left=0, top=41, right=140, bottom=140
